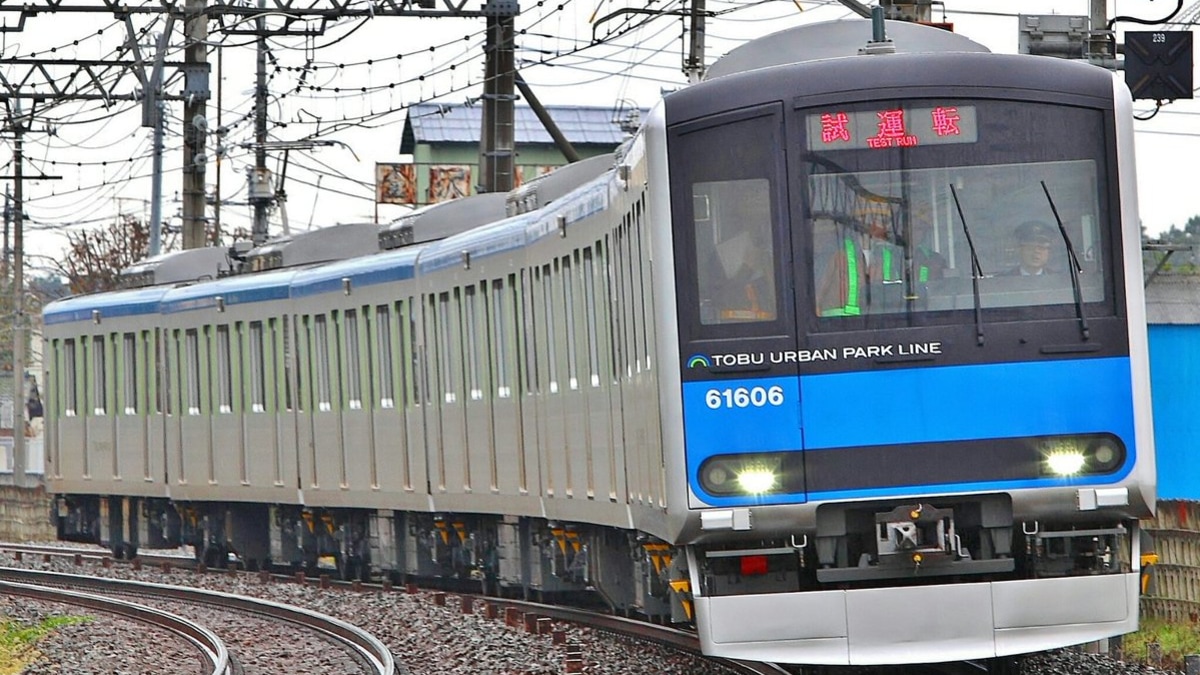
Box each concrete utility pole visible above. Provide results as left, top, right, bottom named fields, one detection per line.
left=182, top=0, right=210, bottom=250
left=1088, top=0, right=1114, bottom=61
left=251, top=0, right=272, bottom=246
left=11, top=118, right=24, bottom=486
left=684, top=0, right=707, bottom=83
left=479, top=0, right=518, bottom=194
left=149, top=101, right=165, bottom=257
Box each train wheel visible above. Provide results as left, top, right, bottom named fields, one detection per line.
left=336, top=554, right=370, bottom=582
left=202, top=545, right=228, bottom=569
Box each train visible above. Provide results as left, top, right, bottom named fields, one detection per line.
left=42, top=18, right=1155, bottom=670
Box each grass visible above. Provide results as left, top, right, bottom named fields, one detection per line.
left=0, top=614, right=90, bottom=675
left=1119, top=618, right=1200, bottom=671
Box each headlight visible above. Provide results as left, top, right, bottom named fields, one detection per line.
left=1039, top=434, right=1126, bottom=477
left=1045, top=450, right=1086, bottom=476
left=699, top=452, right=804, bottom=497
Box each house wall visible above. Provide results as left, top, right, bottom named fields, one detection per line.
left=1148, top=324, right=1200, bottom=500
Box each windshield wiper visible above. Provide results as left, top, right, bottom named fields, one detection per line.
left=949, top=184, right=985, bottom=346
left=1040, top=181, right=1090, bottom=341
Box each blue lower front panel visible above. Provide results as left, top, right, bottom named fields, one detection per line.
left=682, top=357, right=1136, bottom=506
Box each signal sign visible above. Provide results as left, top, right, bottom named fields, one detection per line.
left=1125, top=31, right=1193, bottom=101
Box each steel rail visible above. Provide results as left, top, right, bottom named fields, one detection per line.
left=0, top=566, right=394, bottom=675
left=0, top=577, right=231, bottom=675
left=475, top=595, right=790, bottom=675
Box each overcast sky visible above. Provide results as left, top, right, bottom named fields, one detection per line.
left=5, top=0, right=1197, bottom=274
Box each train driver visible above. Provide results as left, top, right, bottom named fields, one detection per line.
left=1002, top=220, right=1056, bottom=276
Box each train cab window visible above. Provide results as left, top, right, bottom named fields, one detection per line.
left=801, top=99, right=1112, bottom=324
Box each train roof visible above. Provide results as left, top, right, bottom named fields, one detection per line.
left=705, top=19, right=989, bottom=80
left=44, top=285, right=171, bottom=325
left=118, top=246, right=236, bottom=289
left=417, top=214, right=532, bottom=275
left=291, top=246, right=422, bottom=298
left=159, top=267, right=298, bottom=314
left=379, top=192, right=509, bottom=250
left=506, top=153, right=614, bottom=216
left=417, top=167, right=614, bottom=274
left=241, top=222, right=381, bottom=272
left=667, top=49, right=1116, bottom=126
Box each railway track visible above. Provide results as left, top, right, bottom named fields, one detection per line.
left=0, top=575, right=233, bottom=675
left=461, top=594, right=791, bottom=675
left=0, top=542, right=782, bottom=674
left=0, top=563, right=394, bottom=675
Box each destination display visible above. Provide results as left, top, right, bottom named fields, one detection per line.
left=807, top=105, right=977, bottom=150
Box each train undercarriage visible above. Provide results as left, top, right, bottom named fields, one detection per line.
left=52, top=494, right=690, bottom=623
left=54, top=491, right=1136, bottom=627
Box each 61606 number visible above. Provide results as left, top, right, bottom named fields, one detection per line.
left=705, top=386, right=785, bottom=409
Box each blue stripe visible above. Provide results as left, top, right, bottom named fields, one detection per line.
left=44, top=287, right=168, bottom=325
left=160, top=271, right=296, bottom=314
left=292, top=249, right=420, bottom=298
left=684, top=357, right=1138, bottom=506
left=800, top=357, right=1135, bottom=448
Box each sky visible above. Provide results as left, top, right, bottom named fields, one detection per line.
left=3, top=0, right=1198, bottom=276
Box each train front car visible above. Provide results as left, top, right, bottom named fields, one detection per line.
left=653, top=22, right=1155, bottom=666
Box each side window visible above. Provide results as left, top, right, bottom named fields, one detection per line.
left=249, top=321, right=266, bottom=413
left=670, top=103, right=785, bottom=336
left=376, top=305, right=396, bottom=409
left=216, top=325, right=233, bottom=414
left=185, top=329, right=201, bottom=415
left=91, top=335, right=106, bottom=416
left=346, top=308, right=362, bottom=410
left=694, top=179, right=777, bottom=324
left=314, top=314, right=332, bottom=412
left=122, top=333, right=137, bottom=415
left=63, top=339, right=78, bottom=417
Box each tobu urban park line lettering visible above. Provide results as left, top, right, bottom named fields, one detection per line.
left=702, top=341, right=944, bottom=367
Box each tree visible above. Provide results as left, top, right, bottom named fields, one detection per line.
left=1151, top=215, right=1200, bottom=246
left=50, top=214, right=152, bottom=294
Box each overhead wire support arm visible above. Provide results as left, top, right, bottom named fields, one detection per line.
left=590, top=7, right=715, bottom=42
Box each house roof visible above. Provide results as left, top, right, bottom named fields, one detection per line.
left=400, top=101, right=641, bottom=153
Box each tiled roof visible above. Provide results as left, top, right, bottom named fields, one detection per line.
left=400, top=101, right=641, bottom=152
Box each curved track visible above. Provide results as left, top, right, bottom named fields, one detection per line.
left=0, top=575, right=232, bottom=675
left=0, top=564, right=394, bottom=675
left=1, top=543, right=780, bottom=674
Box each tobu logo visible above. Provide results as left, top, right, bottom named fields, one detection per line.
left=687, top=354, right=711, bottom=369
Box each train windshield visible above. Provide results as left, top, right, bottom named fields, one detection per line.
left=802, top=99, right=1110, bottom=323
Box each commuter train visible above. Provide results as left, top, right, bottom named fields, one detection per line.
left=42, top=18, right=1154, bottom=669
